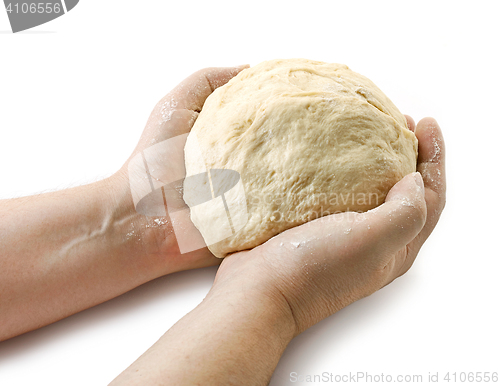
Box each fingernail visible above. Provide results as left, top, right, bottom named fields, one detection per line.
left=414, top=172, right=424, bottom=192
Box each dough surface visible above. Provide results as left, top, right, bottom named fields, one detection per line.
left=184, top=59, right=418, bottom=257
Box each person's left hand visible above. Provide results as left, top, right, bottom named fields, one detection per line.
left=112, top=65, right=248, bottom=277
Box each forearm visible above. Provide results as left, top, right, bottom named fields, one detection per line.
left=0, top=172, right=172, bottom=341
left=111, top=282, right=295, bottom=386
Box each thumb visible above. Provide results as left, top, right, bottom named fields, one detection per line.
left=359, top=172, right=427, bottom=255
left=169, top=65, right=250, bottom=112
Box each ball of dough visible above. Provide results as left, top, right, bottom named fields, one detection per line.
left=184, top=59, right=418, bottom=258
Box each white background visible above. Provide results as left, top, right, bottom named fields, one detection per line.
left=1, top=1, right=499, bottom=385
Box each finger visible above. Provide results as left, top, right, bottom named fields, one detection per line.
left=355, top=172, right=427, bottom=258
left=396, top=117, right=446, bottom=276
left=405, top=115, right=416, bottom=132
left=168, top=65, right=250, bottom=112
left=416, top=117, right=446, bottom=196
left=137, top=65, right=249, bottom=148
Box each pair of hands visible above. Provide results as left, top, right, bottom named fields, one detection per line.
left=121, top=65, right=446, bottom=335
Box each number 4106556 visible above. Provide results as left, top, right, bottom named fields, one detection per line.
left=5, top=3, right=62, bottom=14
left=444, top=372, right=498, bottom=382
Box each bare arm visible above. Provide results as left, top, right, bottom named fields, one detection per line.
left=110, top=281, right=295, bottom=385
left=111, top=117, right=446, bottom=385
left=0, top=175, right=161, bottom=340
left=0, top=66, right=246, bottom=341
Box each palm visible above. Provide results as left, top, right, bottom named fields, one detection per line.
left=215, top=117, right=445, bottom=333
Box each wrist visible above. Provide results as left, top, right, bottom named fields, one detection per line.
left=106, top=166, right=220, bottom=280
left=211, top=256, right=298, bottom=341
left=101, top=168, right=177, bottom=280
left=112, top=254, right=295, bottom=386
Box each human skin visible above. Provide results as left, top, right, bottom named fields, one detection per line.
left=0, top=66, right=246, bottom=341
left=0, top=67, right=445, bottom=386
left=110, top=73, right=446, bottom=384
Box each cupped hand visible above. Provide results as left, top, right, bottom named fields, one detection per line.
left=115, top=65, right=248, bottom=276
left=213, top=117, right=446, bottom=335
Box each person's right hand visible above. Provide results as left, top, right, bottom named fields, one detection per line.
left=111, top=117, right=445, bottom=386
left=211, top=117, right=446, bottom=335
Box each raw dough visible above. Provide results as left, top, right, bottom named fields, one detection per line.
left=184, top=59, right=418, bottom=258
